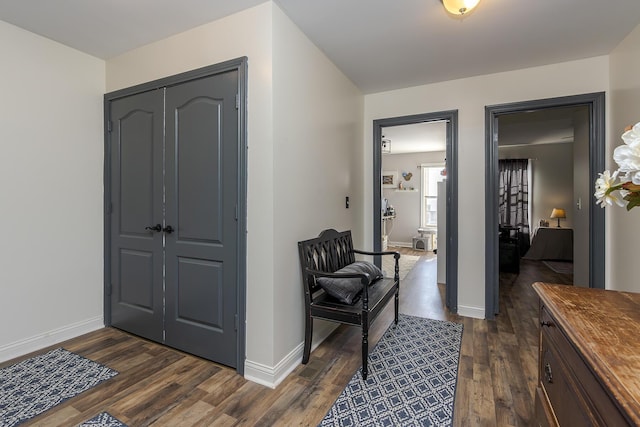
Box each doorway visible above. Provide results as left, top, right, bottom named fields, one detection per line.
left=104, top=59, right=248, bottom=373
left=373, top=111, right=459, bottom=313
left=485, top=93, right=605, bottom=318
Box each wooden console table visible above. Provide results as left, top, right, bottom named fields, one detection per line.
left=533, top=283, right=640, bottom=426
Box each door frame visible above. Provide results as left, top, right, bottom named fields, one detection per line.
left=373, top=111, right=459, bottom=313
left=484, top=92, right=605, bottom=319
left=103, top=57, right=248, bottom=374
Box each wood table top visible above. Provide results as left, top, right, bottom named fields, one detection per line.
left=533, top=282, right=640, bottom=425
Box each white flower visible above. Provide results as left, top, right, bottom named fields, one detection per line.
left=621, top=122, right=640, bottom=146
left=615, top=123, right=640, bottom=184
left=594, top=170, right=625, bottom=208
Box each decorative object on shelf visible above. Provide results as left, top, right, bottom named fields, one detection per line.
left=382, top=170, right=398, bottom=188
left=402, top=171, right=413, bottom=181
left=550, top=208, right=566, bottom=228
left=441, top=0, right=481, bottom=16
left=594, top=122, right=640, bottom=210
left=382, top=137, right=391, bottom=154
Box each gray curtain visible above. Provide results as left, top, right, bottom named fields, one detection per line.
left=499, top=159, right=530, bottom=255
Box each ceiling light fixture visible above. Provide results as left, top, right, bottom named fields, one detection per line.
left=441, top=0, right=481, bottom=16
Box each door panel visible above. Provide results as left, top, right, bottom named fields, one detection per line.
left=164, top=71, right=239, bottom=366
left=109, top=90, right=164, bottom=342
left=175, top=97, right=223, bottom=243
left=176, top=258, right=223, bottom=328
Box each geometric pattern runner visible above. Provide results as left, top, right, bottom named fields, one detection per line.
left=319, top=314, right=463, bottom=427
left=0, top=348, right=118, bottom=427
left=78, top=412, right=127, bottom=427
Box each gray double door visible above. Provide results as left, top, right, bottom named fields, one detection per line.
left=108, top=71, right=239, bottom=367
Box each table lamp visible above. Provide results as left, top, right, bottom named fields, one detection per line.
left=550, top=208, right=566, bottom=228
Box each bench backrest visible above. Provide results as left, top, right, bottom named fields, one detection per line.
left=298, top=229, right=356, bottom=297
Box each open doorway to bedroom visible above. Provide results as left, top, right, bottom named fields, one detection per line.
left=373, top=111, right=458, bottom=313
left=485, top=93, right=606, bottom=319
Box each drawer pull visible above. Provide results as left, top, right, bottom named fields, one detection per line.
left=540, top=321, right=554, bottom=327
left=545, top=363, right=553, bottom=383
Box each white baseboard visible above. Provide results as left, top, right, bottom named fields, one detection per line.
left=458, top=305, right=485, bottom=319
left=389, top=241, right=412, bottom=248
left=244, top=322, right=337, bottom=388
left=0, top=316, right=104, bottom=363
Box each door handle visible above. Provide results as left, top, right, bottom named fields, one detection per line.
left=145, top=224, right=162, bottom=232
left=163, top=225, right=174, bottom=234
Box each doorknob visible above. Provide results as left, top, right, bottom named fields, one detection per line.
left=163, top=225, right=174, bottom=234
left=145, top=224, right=162, bottom=232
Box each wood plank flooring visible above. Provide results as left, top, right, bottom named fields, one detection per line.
left=4, top=249, right=573, bottom=426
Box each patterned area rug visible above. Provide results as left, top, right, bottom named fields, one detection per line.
left=0, top=348, right=118, bottom=427
left=320, top=314, right=463, bottom=427
left=382, top=254, right=420, bottom=280
left=78, top=412, right=127, bottom=427
left=542, top=260, right=573, bottom=275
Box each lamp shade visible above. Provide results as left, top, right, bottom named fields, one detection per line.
left=442, top=0, right=481, bottom=15
left=550, top=208, right=566, bottom=227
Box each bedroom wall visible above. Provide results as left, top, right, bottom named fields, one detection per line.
left=363, top=56, right=610, bottom=318
left=0, top=20, right=105, bottom=361
left=381, top=151, right=446, bottom=245
left=609, top=22, right=640, bottom=293
left=498, top=144, right=574, bottom=231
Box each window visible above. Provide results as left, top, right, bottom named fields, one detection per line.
left=421, top=164, right=446, bottom=227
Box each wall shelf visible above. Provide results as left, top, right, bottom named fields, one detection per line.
left=394, top=189, right=418, bottom=192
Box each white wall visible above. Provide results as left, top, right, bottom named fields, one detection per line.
left=106, top=2, right=276, bottom=375
left=272, top=3, right=363, bottom=375
left=105, top=2, right=363, bottom=386
left=364, top=57, right=610, bottom=318
left=609, top=22, right=640, bottom=293
left=381, top=152, right=445, bottom=245
left=0, top=20, right=105, bottom=360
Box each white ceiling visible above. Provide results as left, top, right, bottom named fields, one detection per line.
left=382, top=121, right=447, bottom=154
left=1, top=1, right=640, bottom=94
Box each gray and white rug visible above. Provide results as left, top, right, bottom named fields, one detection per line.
left=320, top=314, right=463, bottom=427
left=78, top=412, right=127, bottom=427
left=0, top=348, right=118, bottom=427
left=382, top=254, right=420, bottom=280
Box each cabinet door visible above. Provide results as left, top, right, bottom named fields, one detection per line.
left=164, top=70, right=239, bottom=367
left=109, top=89, right=165, bottom=342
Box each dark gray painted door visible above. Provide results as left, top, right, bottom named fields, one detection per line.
left=108, top=70, right=239, bottom=367
left=163, top=71, right=239, bottom=366
left=109, top=89, right=164, bottom=342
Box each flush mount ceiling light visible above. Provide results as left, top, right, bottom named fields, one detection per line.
left=441, top=0, right=481, bottom=16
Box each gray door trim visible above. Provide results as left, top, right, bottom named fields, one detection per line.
left=373, top=111, right=459, bottom=313
left=103, top=57, right=248, bottom=374
left=484, top=92, right=605, bottom=319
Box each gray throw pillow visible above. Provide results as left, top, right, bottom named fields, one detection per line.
left=316, top=261, right=383, bottom=304
left=352, top=261, right=384, bottom=284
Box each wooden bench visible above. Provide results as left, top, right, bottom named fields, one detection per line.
left=297, top=229, right=400, bottom=379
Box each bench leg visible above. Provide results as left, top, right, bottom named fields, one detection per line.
left=302, top=313, right=312, bottom=364
left=394, top=288, right=399, bottom=325
left=362, top=334, right=368, bottom=380
left=362, top=322, right=369, bottom=380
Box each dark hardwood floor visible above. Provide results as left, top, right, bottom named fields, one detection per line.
left=4, top=249, right=573, bottom=426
